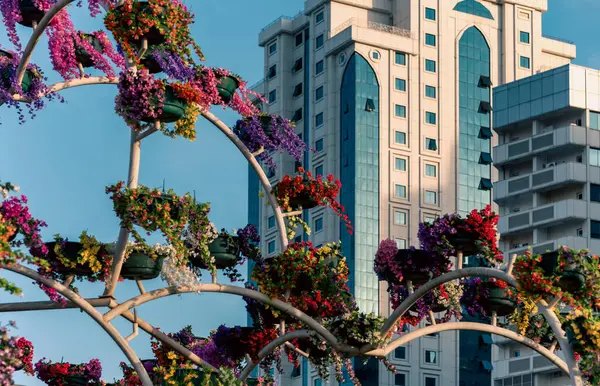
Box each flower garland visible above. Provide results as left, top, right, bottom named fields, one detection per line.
left=0, top=195, right=47, bottom=256
left=0, top=322, right=34, bottom=385
left=35, top=358, right=102, bottom=386
left=563, top=309, right=600, bottom=355
left=233, top=114, right=306, bottom=172
left=212, top=67, right=262, bottom=117
left=460, top=277, right=517, bottom=317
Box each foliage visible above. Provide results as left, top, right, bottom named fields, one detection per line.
left=274, top=168, right=352, bottom=237
left=563, top=309, right=600, bottom=355
left=35, top=358, right=102, bottom=385
left=0, top=322, right=34, bottom=385
left=0, top=195, right=47, bottom=256
left=579, top=353, right=600, bottom=386
left=460, top=277, right=516, bottom=317
left=233, top=114, right=306, bottom=172
left=418, top=205, right=503, bottom=266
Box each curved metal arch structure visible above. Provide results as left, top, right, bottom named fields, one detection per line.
left=0, top=1, right=585, bottom=386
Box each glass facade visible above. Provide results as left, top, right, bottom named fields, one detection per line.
left=590, top=111, right=599, bottom=130
left=458, top=27, right=492, bottom=214
left=453, top=0, right=494, bottom=20
left=340, top=52, right=380, bottom=316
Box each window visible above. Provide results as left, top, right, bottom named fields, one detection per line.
left=425, top=33, right=436, bottom=46
left=479, top=101, right=493, bottom=113
left=395, top=51, right=406, bottom=65
left=365, top=98, right=375, bottom=112
left=425, top=190, right=437, bottom=205
left=479, top=75, right=493, bottom=88
left=425, top=164, right=437, bottom=177
left=592, top=184, right=600, bottom=202
left=293, top=57, right=303, bottom=73
left=314, top=217, right=323, bottom=232
left=314, top=380, right=322, bottom=386
left=315, top=10, right=324, bottom=24
left=591, top=148, right=600, bottom=166
left=268, top=41, right=277, bottom=55
left=591, top=111, right=600, bottom=130
left=425, top=59, right=436, bottom=72
left=315, top=138, right=324, bottom=152
left=425, top=111, right=437, bottom=125
left=395, top=78, right=406, bottom=91
left=425, top=138, right=437, bottom=151
left=479, top=178, right=493, bottom=191
left=395, top=184, right=407, bottom=198
left=520, top=31, right=530, bottom=44
left=267, top=65, right=277, bottom=80
left=425, top=377, right=437, bottom=386
left=371, top=50, right=381, bottom=60
left=394, top=210, right=407, bottom=225
left=395, top=238, right=406, bottom=249
left=425, top=85, right=436, bottom=98
left=512, top=350, right=521, bottom=358
left=315, top=86, right=324, bottom=101
left=394, top=346, right=407, bottom=359
left=315, top=34, right=324, bottom=49
left=395, top=131, right=407, bottom=145
left=267, top=240, right=276, bottom=254
left=425, top=7, right=436, bottom=20
left=479, top=126, right=493, bottom=139
left=425, top=350, right=437, bottom=364
left=577, top=228, right=584, bottom=237
left=315, top=112, right=324, bottom=127
left=395, top=157, right=407, bottom=171
left=520, top=56, right=531, bottom=69
left=268, top=215, right=275, bottom=229
left=593, top=221, right=600, bottom=239
left=395, top=104, right=407, bottom=118
left=577, top=191, right=583, bottom=200
left=315, top=60, right=324, bottom=74
left=395, top=373, right=407, bottom=386
left=292, top=108, right=303, bottom=123
left=295, top=32, right=303, bottom=47
left=424, top=215, right=437, bottom=223
left=479, top=152, right=493, bottom=165
left=268, top=89, right=276, bottom=104
left=293, top=82, right=303, bottom=97
left=291, top=366, right=300, bottom=377
left=315, top=164, right=324, bottom=175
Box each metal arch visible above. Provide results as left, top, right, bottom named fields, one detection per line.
left=381, top=267, right=518, bottom=335
left=2, top=263, right=153, bottom=386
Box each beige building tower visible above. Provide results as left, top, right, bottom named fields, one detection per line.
left=247, top=1, right=576, bottom=385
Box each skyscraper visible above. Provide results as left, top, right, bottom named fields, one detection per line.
left=249, top=1, right=576, bottom=385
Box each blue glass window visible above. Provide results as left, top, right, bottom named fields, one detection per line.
left=268, top=89, right=276, bottom=104
left=425, top=85, right=436, bottom=98
left=395, top=131, right=406, bottom=144
left=425, top=191, right=437, bottom=205
left=395, top=184, right=407, bottom=198
left=520, top=31, right=530, bottom=44
left=395, top=157, right=406, bottom=171
left=593, top=220, right=600, bottom=239
left=394, top=346, right=406, bottom=359
left=395, top=78, right=406, bottom=91
left=315, top=10, right=324, bottom=24
left=425, top=137, right=437, bottom=151
left=425, top=59, right=436, bottom=72
left=425, top=164, right=437, bottom=177
left=267, top=64, right=276, bottom=80
left=425, top=7, right=436, bottom=21
left=590, top=148, right=600, bottom=166
left=395, top=104, right=407, bottom=118
left=395, top=51, right=406, bottom=65
left=425, top=377, right=437, bottom=386
left=394, top=210, right=406, bottom=225
left=593, top=185, right=600, bottom=202
left=315, top=138, right=324, bottom=151
left=590, top=111, right=600, bottom=130
left=267, top=240, right=275, bottom=254
left=315, top=112, right=324, bottom=127
left=520, top=56, right=530, bottom=69
left=315, top=34, right=324, bottom=49
left=315, top=164, right=323, bottom=176
left=453, top=0, right=494, bottom=20
left=426, top=111, right=437, bottom=125
left=425, top=33, right=436, bottom=47
left=316, top=60, right=324, bottom=74
left=314, top=217, right=323, bottom=232
left=267, top=215, right=275, bottom=229
left=295, top=32, right=303, bottom=47
left=395, top=373, right=406, bottom=386
left=315, top=86, right=324, bottom=100
left=268, top=41, right=277, bottom=55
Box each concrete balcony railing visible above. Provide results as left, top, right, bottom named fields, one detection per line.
left=493, top=352, right=565, bottom=379
left=494, top=125, right=587, bottom=166
left=498, top=199, right=588, bottom=235
left=504, top=236, right=589, bottom=258
left=494, top=162, right=587, bottom=202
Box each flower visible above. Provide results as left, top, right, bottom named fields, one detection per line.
left=35, top=358, right=102, bottom=385
left=0, top=322, right=35, bottom=385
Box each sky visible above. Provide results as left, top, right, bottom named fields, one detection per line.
left=0, top=0, right=597, bottom=384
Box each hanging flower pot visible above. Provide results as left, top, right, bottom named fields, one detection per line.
left=540, top=250, right=586, bottom=293
left=208, top=236, right=239, bottom=268
left=45, top=241, right=94, bottom=276
left=61, top=375, right=88, bottom=385
left=74, top=34, right=103, bottom=68
left=216, top=75, right=239, bottom=104
left=140, top=48, right=165, bottom=74
left=121, top=252, right=164, bottom=280
left=296, top=339, right=328, bottom=359
left=430, top=303, right=450, bottom=313
left=0, top=50, right=33, bottom=93
left=273, top=177, right=319, bottom=210
left=480, top=283, right=516, bottom=317
left=140, top=85, right=187, bottom=123
left=16, top=0, right=45, bottom=28
left=396, top=249, right=435, bottom=285
left=447, top=229, right=482, bottom=256
left=134, top=191, right=182, bottom=224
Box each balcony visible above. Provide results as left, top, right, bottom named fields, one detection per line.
left=494, top=125, right=587, bottom=166
left=494, top=162, right=587, bottom=202
left=493, top=353, right=565, bottom=379
left=498, top=199, right=587, bottom=235
left=504, top=236, right=589, bottom=258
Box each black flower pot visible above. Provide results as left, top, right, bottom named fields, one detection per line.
left=292, top=272, right=313, bottom=294
left=127, top=1, right=165, bottom=46
left=75, top=34, right=103, bottom=68
left=141, top=50, right=163, bottom=74
left=447, top=230, right=481, bottom=256
left=297, top=339, right=328, bottom=359
left=121, top=253, right=164, bottom=280
left=540, top=250, right=585, bottom=293
left=190, top=236, right=240, bottom=270
left=395, top=249, right=435, bottom=286
left=61, top=375, right=88, bottom=385
left=481, top=284, right=516, bottom=317
left=17, top=0, right=45, bottom=28
left=45, top=241, right=94, bottom=276
left=216, top=75, right=240, bottom=104
left=430, top=303, right=450, bottom=313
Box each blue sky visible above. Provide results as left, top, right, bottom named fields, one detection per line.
left=0, top=0, right=596, bottom=384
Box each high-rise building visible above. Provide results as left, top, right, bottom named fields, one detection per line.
left=492, top=63, right=600, bottom=386
left=249, top=1, right=576, bottom=385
